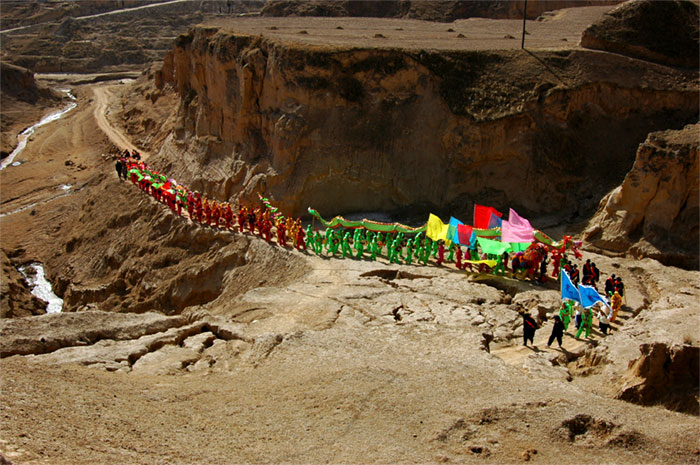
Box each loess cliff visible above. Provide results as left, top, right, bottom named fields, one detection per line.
left=150, top=17, right=697, bottom=223
left=584, top=124, right=699, bottom=269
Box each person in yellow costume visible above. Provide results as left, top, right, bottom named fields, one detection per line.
left=610, top=291, right=623, bottom=322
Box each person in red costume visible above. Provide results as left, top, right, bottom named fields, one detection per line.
left=276, top=219, right=287, bottom=246
left=211, top=201, right=221, bottom=227
left=436, top=240, right=445, bottom=266
left=550, top=249, right=562, bottom=278
left=224, top=204, right=233, bottom=229
left=238, top=206, right=247, bottom=233
left=455, top=246, right=463, bottom=270
left=295, top=225, right=306, bottom=250
left=203, top=200, right=212, bottom=226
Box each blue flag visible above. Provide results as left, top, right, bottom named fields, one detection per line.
left=488, top=212, right=502, bottom=229
left=447, top=217, right=464, bottom=244
left=578, top=284, right=611, bottom=310
left=561, top=270, right=582, bottom=304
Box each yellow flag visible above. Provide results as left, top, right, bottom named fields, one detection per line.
left=427, top=214, right=450, bottom=244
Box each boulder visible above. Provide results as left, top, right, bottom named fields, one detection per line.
left=580, top=0, right=699, bottom=68
left=616, top=342, right=699, bottom=415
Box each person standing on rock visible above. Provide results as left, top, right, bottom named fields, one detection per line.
left=521, top=310, right=539, bottom=347
left=547, top=315, right=565, bottom=349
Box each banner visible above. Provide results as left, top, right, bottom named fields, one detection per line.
left=474, top=204, right=502, bottom=230
left=561, top=270, right=582, bottom=304
left=509, top=242, right=532, bottom=253
left=447, top=217, right=464, bottom=244
left=427, top=214, right=449, bottom=242
left=578, top=284, right=611, bottom=310
left=501, top=208, right=535, bottom=243
left=477, top=236, right=511, bottom=256
left=463, top=259, right=498, bottom=268
left=457, top=224, right=473, bottom=245
left=308, top=208, right=426, bottom=234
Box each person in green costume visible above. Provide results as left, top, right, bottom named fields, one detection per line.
left=341, top=231, right=352, bottom=258
left=389, top=238, right=400, bottom=264
left=324, top=229, right=334, bottom=255
left=305, top=225, right=314, bottom=251
left=314, top=230, right=324, bottom=255
left=576, top=306, right=593, bottom=338
left=559, top=301, right=573, bottom=330
left=353, top=228, right=362, bottom=246
left=329, top=230, right=341, bottom=256
left=432, top=240, right=439, bottom=258
left=324, top=228, right=334, bottom=253
left=405, top=242, right=414, bottom=265
left=412, top=233, right=422, bottom=250
left=420, top=242, right=430, bottom=265
left=354, top=231, right=365, bottom=259
left=493, top=255, right=506, bottom=275
left=470, top=246, right=480, bottom=261
left=369, top=236, right=379, bottom=261
left=447, top=244, right=455, bottom=263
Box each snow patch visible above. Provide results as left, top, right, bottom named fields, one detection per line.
left=18, top=263, right=63, bottom=313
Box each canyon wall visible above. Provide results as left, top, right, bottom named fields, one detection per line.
left=584, top=124, right=699, bottom=269
left=0, top=62, right=64, bottom=157
left=0, top=1, right=264, bottom=73
left=154, top=26, right=697, bottom=222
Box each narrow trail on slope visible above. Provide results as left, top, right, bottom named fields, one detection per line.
left=0, top=0, right=189, bottom=34
left=93, top=85, right=149, bottom=159
left=492, top=332, right=590, bottom=365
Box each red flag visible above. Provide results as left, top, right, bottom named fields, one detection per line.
left=474, top=204, right=502, bottom=229
left=457, top=224, right=473, bottom=245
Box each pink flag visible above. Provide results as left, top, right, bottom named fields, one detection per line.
left=501, top=208, right=534, bottom=243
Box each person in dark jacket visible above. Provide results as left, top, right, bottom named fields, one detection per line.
left=115, top=159, right=123, bottom=180
left=605, top=274, right=616, bottom=296
left=547, top=315, right=565, bottom=348
left=522, top=311, right=538, bottom=347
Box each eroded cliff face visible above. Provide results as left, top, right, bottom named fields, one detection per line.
left=153, top=25, right=697, bottom=221
left=584, top=124, right=699, bottom=269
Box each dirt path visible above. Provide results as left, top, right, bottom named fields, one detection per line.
left=93, top=85, right=148, bottom=158
left=0, top=0, right=189, bottom=34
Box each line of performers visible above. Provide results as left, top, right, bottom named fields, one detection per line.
left=119, top=158, right=606, bottom=288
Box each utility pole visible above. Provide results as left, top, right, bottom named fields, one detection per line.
left=521, top=0, right=528, bottom=49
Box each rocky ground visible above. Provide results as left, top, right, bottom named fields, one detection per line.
left=0, top=2, right=698, bottom=464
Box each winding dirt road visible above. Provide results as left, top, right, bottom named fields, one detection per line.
left=93, top=85, right=148, bottom=159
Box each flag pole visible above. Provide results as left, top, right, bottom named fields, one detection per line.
left=521, top=0, right=528, bottom=49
